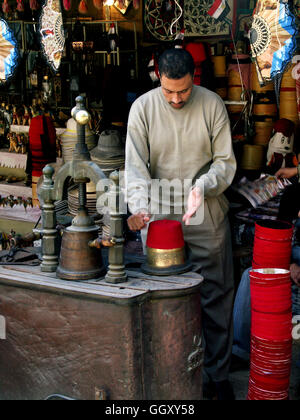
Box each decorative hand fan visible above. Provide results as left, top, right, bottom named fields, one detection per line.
left=250, top=0, right=297, bottom=87
left=39, top=0, right=65, bottom=72
left=0, top=18, right=19, bottom=83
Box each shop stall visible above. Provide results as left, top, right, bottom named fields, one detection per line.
left=0, top=0, right=299, bottom=401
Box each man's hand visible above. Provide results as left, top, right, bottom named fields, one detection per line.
left=275, top=167, right=298, bottom=179
left=290, top=263, right=300, bottom=287
left=127, top=212, right=150, bottom=232
left=183, top=186, right=203, bottom=226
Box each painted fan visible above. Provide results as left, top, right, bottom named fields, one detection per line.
left=39, top=0, right=65, bottom=72
left=250, top=0, right=297, bottom=87
left=0, top=18, right=19, bottom=83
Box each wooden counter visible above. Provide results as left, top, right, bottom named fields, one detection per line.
left=0, top=264, right=203, bottom=400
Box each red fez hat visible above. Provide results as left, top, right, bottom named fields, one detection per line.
left=273, top=118, right=295, bottom=138
left=146, top=219, right=185, bottom=249
left=185, top=42, right=206, bottom=65
left=141, top=220, right=192, bottom=276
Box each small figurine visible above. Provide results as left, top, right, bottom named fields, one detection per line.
left=8, top=133, right=20, bottom=153
left=23, top=106, right=30, bottom=126
left=266, top=118, right=298, bottom=175
left=12, top=106, right=18, bottom=125
left=16, top=107, right=23, bottom=126
left=20, top=134, right=27, bottom=154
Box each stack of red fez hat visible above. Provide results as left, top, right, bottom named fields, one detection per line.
left=248, top=220, right=294, bottom=400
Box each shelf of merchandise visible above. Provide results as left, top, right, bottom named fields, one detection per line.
left=64, top=19, right=138, bottom=76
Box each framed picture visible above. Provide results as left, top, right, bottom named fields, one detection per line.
left=114, top=0, right=132, bottom=15
left=184, top=0, right=235, bottom=37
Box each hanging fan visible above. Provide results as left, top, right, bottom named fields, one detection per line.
left=250, top=0, right=297, bottom=87
left=0, top=18, right=19, bottom=83
left=39, top=0, right=65, bottom=72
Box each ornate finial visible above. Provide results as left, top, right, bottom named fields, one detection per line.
left=109, top=170, right=119, bottom=186
left=71, top=96, right=90, bottom=126
left=43, top=165, right=55, bottom=188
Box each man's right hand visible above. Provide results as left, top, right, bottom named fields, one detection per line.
left=127, top=212, right=150, bottom=232
left=275, top=167, right=298, bottom=179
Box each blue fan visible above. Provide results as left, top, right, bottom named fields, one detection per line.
left=0, top=18, right=19, bottom=83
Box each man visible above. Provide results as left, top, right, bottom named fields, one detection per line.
left=125, top=49, right=237, bottom=400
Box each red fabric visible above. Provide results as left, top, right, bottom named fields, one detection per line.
left=29, top=115, right=56, bottom=177
left=185, top=43, right=206, bottom=65
left=146, top=220, right=185, bottom=250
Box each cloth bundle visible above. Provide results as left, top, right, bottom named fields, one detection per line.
left=28, top=115, right=56, bottom=177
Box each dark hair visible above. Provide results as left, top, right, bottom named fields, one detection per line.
left=158, top=49, right=195, bottom=79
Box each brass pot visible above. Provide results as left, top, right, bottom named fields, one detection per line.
left=57, top=228, right=105, bottom=281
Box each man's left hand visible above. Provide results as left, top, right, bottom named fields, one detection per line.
left=290, top=263, right=300, bottom=287
left=183, top=186, right=203, bottom=226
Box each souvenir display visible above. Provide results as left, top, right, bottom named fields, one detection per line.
left=266, top=118, right=298, bottom=174
left=90, top=129, right=125, bottom=177
left=0, top=18, right=19, bottom=83
left=78, top=0, right=88, bottom=14
left=185, top=0, right=234, bottom=37
left=63, top=0, right=71, bottom=11
left=114, top=0, right=132, bottom=15
left=250, top=0, right=297, bottom=91
left=233, top=174, right=292, bottom=208
left=39, top=0, right=65, bottom=73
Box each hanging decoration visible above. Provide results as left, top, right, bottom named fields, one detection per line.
left=2, top=0, right=10, bottom=15
left=133, top=0, right=139, bottom=10
left=250, top=0, right=298, bottom=87
left=108, top=23, right=118, bottom=52
left=0, top=18, right=19, bottom=83
left=16, top=0, right=24, bottom=12
left=78, top=0, right=88, bottom=14
left=185, top=0, right=234, bottom=37
left=114, top=0, right=132, bottom=15
left=207, top=0, right=231, bottom=22
left=148, top=53, right=159, bottom=83
left=63, top=0, right=71, bottom=11
left=39, top=0, right=65, bottom=72
left=93, top=0, right=102, bottom=10
left=144, top=0, right=184, bottom=41
left=29, top=0, right=40, bottom=11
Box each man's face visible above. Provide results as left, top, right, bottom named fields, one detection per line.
left=160, top=73, right=194, bottom=110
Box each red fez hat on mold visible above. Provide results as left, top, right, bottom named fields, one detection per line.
left=141, top=219, right=192, bottom=276
left=273, top=118, right=295, bottom=138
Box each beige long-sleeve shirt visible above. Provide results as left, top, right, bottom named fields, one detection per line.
left=125, top=85, right=236, bottom=216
